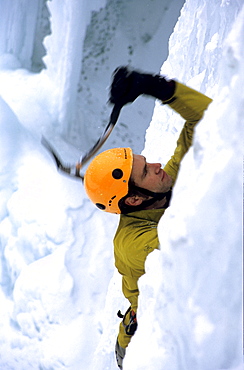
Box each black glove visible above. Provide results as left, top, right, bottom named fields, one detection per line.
left=109, top=66, right=176, bottom=107
left=117, top=306, right=138, bottom=336
left=115, top=338, right=126, bottom=369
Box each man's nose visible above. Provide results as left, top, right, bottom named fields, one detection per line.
left=150, top=162, right=161, bottom=173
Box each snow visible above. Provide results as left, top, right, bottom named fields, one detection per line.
left=0, top=0, right=243, bottom=369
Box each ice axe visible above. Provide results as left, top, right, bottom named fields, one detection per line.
left=41, top=104, right=122, bottom=181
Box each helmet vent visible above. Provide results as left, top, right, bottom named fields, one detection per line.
left=95, top=203, right=106, bottom=210
left=109, top=195, right=116, bottom=206
left=112, top=168, right=123, bottom=179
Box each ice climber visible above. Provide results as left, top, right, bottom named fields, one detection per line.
left=84, top=66, right=212, bottom=369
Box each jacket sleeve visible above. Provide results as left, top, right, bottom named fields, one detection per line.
left=117, top=268, right=140, bottom=348
left=163, top=82, right=212, bottom=183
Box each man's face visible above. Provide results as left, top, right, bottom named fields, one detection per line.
left=131, top=154, right=173, bottom=194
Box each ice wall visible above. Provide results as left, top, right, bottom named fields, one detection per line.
left=0, top=0, right=48, bottom=71
left=43, top=0, right=107, bottom=139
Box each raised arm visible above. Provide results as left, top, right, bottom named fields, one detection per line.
left=163, top=82, right=212, bottom=183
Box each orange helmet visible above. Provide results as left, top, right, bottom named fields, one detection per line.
left=84, top=147, right=133, bottom=214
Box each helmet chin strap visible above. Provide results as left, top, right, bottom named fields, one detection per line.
left=127, top=186, right=172, bottom=213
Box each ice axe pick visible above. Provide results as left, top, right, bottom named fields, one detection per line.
left=41, top=104, right=122, bottom=181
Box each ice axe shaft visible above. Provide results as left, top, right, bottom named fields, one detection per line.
left=76, top=104, right=122, bottom=169
left=42, top=104, right=122, bottom=180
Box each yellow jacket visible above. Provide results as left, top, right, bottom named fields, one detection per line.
left=114, top=81, right=212, bottom=348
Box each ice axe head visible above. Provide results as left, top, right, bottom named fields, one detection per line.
left=41, top=104, right=123, bottom=181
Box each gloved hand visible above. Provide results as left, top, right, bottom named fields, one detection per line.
left=117, top=306, right=138, bottom=336
left=115, top=338, right=126, bottom=369
left=109, top=66, right=176, bottom=107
